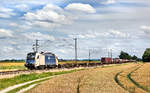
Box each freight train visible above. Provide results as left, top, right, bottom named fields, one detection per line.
left=101, top=57, right=136, bottom=64
left=25, top=52, right=136, bottom=70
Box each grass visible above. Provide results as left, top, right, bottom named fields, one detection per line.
left=0, top=62, right=25, bottom=70
left=0, top=61, right=100, bottom=70
left=0, top=69, right=81, bottom=91
left=7, top=77, right=51, bottom=93
left=0, top=66, right=26, bottom=70
left=0, top=62, right=24, bottom=66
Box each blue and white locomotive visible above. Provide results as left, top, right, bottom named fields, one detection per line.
left=25, top=52, right=58, bottom=69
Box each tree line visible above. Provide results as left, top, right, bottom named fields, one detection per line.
left=119, top=48, right=150, bottom=62
left=119, top=51, right=141, bottom=61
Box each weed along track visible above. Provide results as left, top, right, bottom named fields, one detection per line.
left=115, top=64, right=146, bottom=93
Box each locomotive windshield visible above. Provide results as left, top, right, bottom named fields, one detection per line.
left=27, top=52, right=36, bottom=60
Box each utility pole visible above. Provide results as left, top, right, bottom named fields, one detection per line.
left=89, top=49, right=91, bottom=63
left=108, top=50, right=110, bottom=58
left=36, top=39, right=39, bottom=52
left=110, top=49, right=113, bottom=62
left=110, top=49, right=112, bottom=59
left=74, top=38, right=78, bottom=64
left=33, top=39, right=39, bottom=53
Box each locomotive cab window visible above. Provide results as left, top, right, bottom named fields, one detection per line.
left=37, top=55, right=39, bottom=59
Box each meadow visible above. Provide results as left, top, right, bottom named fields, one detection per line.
left=0, top=61, right=100, bottom=70
left=0, top=62, right=26, bottom=70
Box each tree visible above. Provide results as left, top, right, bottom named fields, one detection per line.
left=119, top=51, right=131, bottom=59
left=142, top=48, right=150, bottom=62
left=132, top=55, right=138, bottom=60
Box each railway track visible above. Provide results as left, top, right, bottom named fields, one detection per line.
left=0, top=70, right=30, bottom=75
left=0, top=62, right=131, bottom=76
left=0, top=64, right=101, bottom=76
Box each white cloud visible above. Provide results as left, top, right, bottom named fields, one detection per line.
left=15, top=4, right=30, bottom=12
left=0, top=0, right=150, bottom=59
left=140, top=25, right=150, bottom=38
left=0, top=14, right=10, bottom=18
left=65, top=3, right=96, bottom=13
left=104, top=29, right=130, bottom=38
left=3, top=46, right=14, bottom=53
left=68, top=31, right=100, bottom=39
left=9, top=23, right=31, bottom=30
left=0, top=7, right=16, bottom=18
left=24, top=4, right=74, bottom=28
left=103, top=0, right=116, bottom=5
left=0, top=29, right=13, bottom=37
left=68, top=29, right=130, bottom=39
left=141, top=25, right=150, bottom=33
left=23, top=32, right=55, bottom=41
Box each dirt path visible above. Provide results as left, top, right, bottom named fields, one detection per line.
left=0, top=67, right=92, bottom=93
left=0, top=76, right=53, bottom=93
left=28, top=63, right=137, bottom=93
left=116, top=64, right=146, bottom=93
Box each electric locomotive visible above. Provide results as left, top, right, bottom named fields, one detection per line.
left=25, top=52, right=58, bottom=69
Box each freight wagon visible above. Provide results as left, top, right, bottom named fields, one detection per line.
left=101, top=57, right=112, bottom=64
left=101, top=57, right=135, bottom=64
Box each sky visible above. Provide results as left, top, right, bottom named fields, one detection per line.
left=0, top=0, right=150, bottom=60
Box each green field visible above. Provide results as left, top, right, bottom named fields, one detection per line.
left=0, top=61, right=100, bottom=70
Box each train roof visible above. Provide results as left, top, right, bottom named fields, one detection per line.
left=39, top=51, right=55, bottom=56
left=27, top=51, right=56, bottom=56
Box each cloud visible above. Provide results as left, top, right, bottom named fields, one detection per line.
left=9, top=22, right=31, bottom=30
left=103, top=0, right=116, bottom=5
left=23, top=32, right=55, bottom=41
left=3, top=46, right=14, bottom=53
left=24, top=4, right=74, bottom=28
left=107, top=29, right=130, bottom=38
left=68, top=29, right=130, bottom=39
left=65, top=3, right=96, bottom=13
left=0, top=7, right=16, bottom=18
left=68, top=31, right=100, bottom=39
left=0, top=29, right=13, bottom=37
left=140, top=25, right=150, bottom=38
left=15, top=4, right=30, bottom=12
left=0, top=0, right=150, bottom=59
left=141, top=25, right=150, bottom=34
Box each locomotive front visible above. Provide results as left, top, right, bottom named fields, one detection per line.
left=25, top=52, right=36, bottom=69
